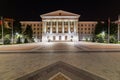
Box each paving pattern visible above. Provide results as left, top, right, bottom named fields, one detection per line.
left=17, top=61, right=105, bottom=80
left=0, top=42, right=120, bottom=80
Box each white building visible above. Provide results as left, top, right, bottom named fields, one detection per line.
left=20, top=10, right=97, bottom=42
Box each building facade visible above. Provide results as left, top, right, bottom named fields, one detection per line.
left=20, top=10, right=97, bottom=42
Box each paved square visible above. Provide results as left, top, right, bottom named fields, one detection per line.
left=0, top=42, right=120, bottom=80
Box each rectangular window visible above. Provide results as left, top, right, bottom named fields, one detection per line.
left=37, top=24, right=39, bottom=26
left=88, top=28, right=90, bottom=30
left=81, top=24, right=83, bottom=26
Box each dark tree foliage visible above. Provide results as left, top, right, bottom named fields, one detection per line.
left=13, top=20, right=22, bottom=34
left=16, top=36, right=21, bottom=44
left=24, top=25, right=33, bottom=39
left=95, top=21, right=117, bottom=36
left=95, top=21, right=105, bottom=35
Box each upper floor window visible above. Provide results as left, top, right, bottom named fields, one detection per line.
left=88, top=28, right=90, bottom=30
left=81, top=24, right=83, bottom=26
left=34, top=24, right=36, bottom=26
left=92, top=24, right=95, bottom=26
left=37, top=24, right=39, bottom=26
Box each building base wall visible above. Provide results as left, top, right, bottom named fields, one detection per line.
left=42, top=33, right=78, bottom=42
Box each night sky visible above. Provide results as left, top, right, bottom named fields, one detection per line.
left=0, top=0, right=120, bottom=21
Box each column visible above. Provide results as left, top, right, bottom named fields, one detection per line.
left=74, top=21, right=76, bottom=33
left=50, top=21, right=52, bottom=34
left=44, top=21, right=46, bottom=33
left=68, top=21, right=70, bottom=33
left=56, top=21, right=58, bottom=33
left=62, top=21, right=64, bottom=33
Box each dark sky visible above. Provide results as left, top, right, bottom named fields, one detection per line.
left=0, top=0, right=120, bottom=21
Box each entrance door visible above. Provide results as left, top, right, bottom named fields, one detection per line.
left=59, top=36, right=61, bottom=40
left=65, top=36, right=67, bottom=40
left=53, top=36, right=56, bottom=41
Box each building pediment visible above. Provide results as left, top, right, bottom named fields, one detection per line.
left=40, top=10, right=80, bottom=18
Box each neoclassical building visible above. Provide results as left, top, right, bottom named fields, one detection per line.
left=20, top=10, right=97, bottom=42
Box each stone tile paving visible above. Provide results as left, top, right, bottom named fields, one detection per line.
left=0, top=52, right=120, bottom=80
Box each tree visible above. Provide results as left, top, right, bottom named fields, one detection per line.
left=13, top=20, right=22, bottom=34
left=16, top=36, right=21, bottom=44
left=110, top=23, right=117, bottom=36
left=95, top=21, right=105, bottom=35
left=23, top=25, right=33, bottom=42
left=94, top=21, right=117, bottom=43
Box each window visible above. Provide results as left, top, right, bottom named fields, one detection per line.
left=88, top=24, right=90, bottom=26
left=85, top=28, right=87, bottom=30
left=34, top=24, right=36, bottom=26
left=53, top=31, right=56, bottom=33
left=34, top=28, right=36, bottom=30
left=81, top=28, right=83, bottom=30
left=37, top=24, right=39, bottom=26
left=81, top=32, right=83, bottom=34
left=88, top=28, right=90, bottom=30
left=92, top=24, right=94, bottom=26
left=81, top=24, right=83, bottom=26
left=59, top=13, right=62, bottom=16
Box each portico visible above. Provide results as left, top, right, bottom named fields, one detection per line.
left=40, top=10, right=80, bottom=42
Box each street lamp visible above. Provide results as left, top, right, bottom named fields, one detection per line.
left=1, top=17, right=4, bottom=45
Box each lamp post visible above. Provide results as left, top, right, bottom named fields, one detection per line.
left=108, top=17, right=110, bottom=43
left=118, top=15, right=120, bottom=42
left=1, top=17, right=4, bottom=45
left=11, top=19, right=14, bottom=44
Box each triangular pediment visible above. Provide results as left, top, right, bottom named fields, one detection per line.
left=41, top=10, right=80, bottom=17
left=16, top=61, right=105, bottom=80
